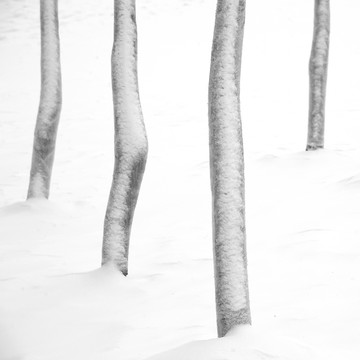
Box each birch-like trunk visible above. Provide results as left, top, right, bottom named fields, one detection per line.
left=27, top=0, right=62, bottom=199
left=209, top=0, right=251, bottom=337
left=306, top=0, right=330, bottom=151
left=102, top=0, right=148, bottom=276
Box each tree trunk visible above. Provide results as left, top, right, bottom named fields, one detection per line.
left=209, top=0, right=251, bottom=338
left=27, top=0, right=62, bottom=199
left=306, top=0, right=330, bottom=151
left=102, top=0, right=148, bottom=276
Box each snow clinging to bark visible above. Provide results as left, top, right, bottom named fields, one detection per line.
left=307, top=0, right=330, bottom=150
left=27, top=0, right=62, bottom=199
left=209, top=0, right=250, bottom=336
left=102, top=0, right=148, bottom=275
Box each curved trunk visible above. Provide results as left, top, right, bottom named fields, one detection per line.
left=102, top=0, right=148, bottom=275
left=306, top=0, right=330, bottom=151
left=209, top=0, right=251, bottom=337
left=27, top=0, right=62, bottom=199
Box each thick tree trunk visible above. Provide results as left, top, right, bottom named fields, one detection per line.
left=27, top=0, right=62, bottom=199
left=306, top=0, right=330, bottom=151
left=209, top=0, right=251, bottom=338
left=102, top=0, right=148, bottom=275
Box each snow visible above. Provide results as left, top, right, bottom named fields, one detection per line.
left=1, top=0, right=360, bottom=359
left=146, top=325, right=315, bottom=360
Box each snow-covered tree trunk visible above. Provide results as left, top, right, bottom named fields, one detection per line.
left=102, top=0, right=148, bottom=276
left=27, top=0, right=62, bottom=199
left=306, top=0, right=330, bottom=151
left=209, top=0, right=251, bottom=337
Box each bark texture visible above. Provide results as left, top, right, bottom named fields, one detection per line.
left=306, top=0, right=330, bottom=151
left=209, top=0, right=251, bottom=338
left=102, top=0, right=148, bottom=275
left=27, top=0, right=62, bottom=199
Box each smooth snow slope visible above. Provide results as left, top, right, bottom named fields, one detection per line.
left=0, top=0, right=360, bottom=359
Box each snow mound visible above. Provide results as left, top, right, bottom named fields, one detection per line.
left=337, top=173, right=360, bottom=187
left=145, top=325, right=315, bottom=360
left=0, top=265, right=143, bottom=360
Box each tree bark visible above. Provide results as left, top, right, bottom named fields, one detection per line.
left=306, top=0, right=330, bottom=151
left=209, top=0, right=251, bottom=338
left=27, top=0, right=62, bottom=199
left=102, top=0, right=148, bottom=275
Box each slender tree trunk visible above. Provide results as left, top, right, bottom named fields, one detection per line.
left=27, top=0, right=62, bottom=199
left=209, top=0, right=251, bottom=338
left=306, top=0, right=330, bottom=151
left=102, top=0, right=148, bottom=276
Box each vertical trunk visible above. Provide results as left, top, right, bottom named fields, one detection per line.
left=102, top=0, right=148, bottom=275
left=209, top=0, right=251, bottom=337
left=306, top=0, right=330, bottom=151
left=27, top=0, right=62, bottom=199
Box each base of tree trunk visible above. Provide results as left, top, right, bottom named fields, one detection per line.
left=306, top=144, right=324, bottom=151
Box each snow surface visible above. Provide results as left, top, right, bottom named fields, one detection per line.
left=1, top=0, right=360, bottom=359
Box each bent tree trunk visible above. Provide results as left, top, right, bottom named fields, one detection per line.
left=102, top=0, right=148, bottom=276
left=27, top=0, right=62, bottom=199
left=306, top=0, right=330, bottom=151
left=209, top=0, right=251, bottom=337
